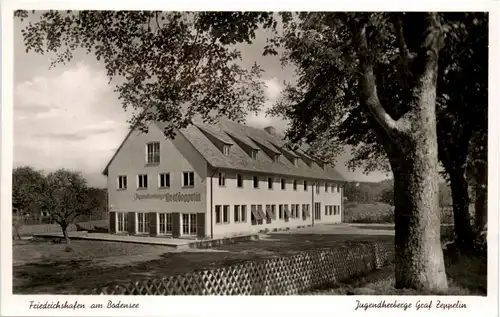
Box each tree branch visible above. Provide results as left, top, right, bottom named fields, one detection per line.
left=394, top=14, right=413, bottom=70
left=355, top=23, right=401, bottom=138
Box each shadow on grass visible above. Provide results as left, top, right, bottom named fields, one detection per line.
left=304, top=252, right=487, bottom=296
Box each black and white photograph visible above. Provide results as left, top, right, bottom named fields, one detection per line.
left=1, top=2, right=497, bottom=317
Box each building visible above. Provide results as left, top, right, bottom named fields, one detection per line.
left=103, top=118, right=346, bottom=239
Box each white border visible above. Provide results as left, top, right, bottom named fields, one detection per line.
left=2, top=1, right=499, bottom=317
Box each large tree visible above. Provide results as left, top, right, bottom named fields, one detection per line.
left=270, top=12, right=487, bottom=250
left=268, top=12, right=450, bottom=291
left=16, top=10, right=464, bottom=291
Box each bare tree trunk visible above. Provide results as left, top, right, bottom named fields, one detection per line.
left=449, top=167, right=474, bottom=248
left=474, top=162, right=487, bottom=231
left=392, top=133, right=448, bottom=291
left=61, top=224, right=70, bottom=244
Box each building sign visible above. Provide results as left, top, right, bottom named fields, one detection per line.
left=134, top=192, right=202, bottom=203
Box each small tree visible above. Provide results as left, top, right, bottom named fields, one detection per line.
left=12, top=166, right=46, bottom=239
left=38, top=169, right=97, bottom=243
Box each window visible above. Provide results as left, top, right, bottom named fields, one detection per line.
left=223, top=145, right=230, bottom=156
left=234, top=205, right=240, bottom=223
left=253, top=176, right=259, bottom=188
left=325, top=205, right=328, bottom=216
left=293, top=180, right=297, bottom=191
left=237, top=174, right=244, bottom=188
left=337, top=185, right=341, bottom=193
left=279, top=204, right=284, bottom=219
left=295, top=204, right=300, bottom=218
left=182, top=213, right=197, bottom=235
left=158, top=173, right=170, bottom=188
left=146, top=142, right=160, bottom=164
left=316, top=183, right=320, bottom=194
left=223, top=205, right=230, bottom=224
left=241, top=205, right=247, bottom=222
left=159, top=213, right=173, bottom=234
left=117, top=175, right=127, bottom=189
left=331, top=184, right=336, bottom=193
left=218, top=172, right=226, bottom=187
left=304, top=181, right=308, bottom=191
left=137, top=212, right=150, bottom=233
left=183, top=172, right=195, bottom=187
left=117, top=212, right=128, bottom=232
left=251, top=150, right=258, bottom=160
left=281, top=178, right=286, bottom=190
left=314, top=203, right=321, bottom=220
left=325, top=183, right=328, bottom=192
left=291, top=205, right=296, bottom=218
left=330, top=206, right=334, bottom=215
left=215, top=205, right=222, bottom=224
left=271, top=205, right=276, bottom=220
left=137, top=174, right=148, bottom=189
left=268, top=177, right=273, bottom=189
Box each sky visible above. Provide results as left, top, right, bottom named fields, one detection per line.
left=13, top=13, right=391, bottom=188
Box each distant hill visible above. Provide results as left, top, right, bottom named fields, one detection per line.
left=344, top=179, right=452, bottom=207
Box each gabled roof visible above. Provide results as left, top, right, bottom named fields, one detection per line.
left=103, top=117, right=345, bottom=182
left=182, top=118, right=345, bottom=182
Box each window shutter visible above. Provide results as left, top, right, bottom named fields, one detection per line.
left=197, top=212, right=206, bottom=239
left=127, top=212, right=136, bottom=234
left=109, top=212, right=116, bottom=234
left=172, top=212, right=181, bottom=238
left=149, top=212, right=157, bottom=236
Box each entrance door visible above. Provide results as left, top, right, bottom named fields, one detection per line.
left=182, top=213, right=197, bottom=236
left=137, top=212, right=150, bottom=233
left=159, top=213, right=173, bottom=235
left=117, top=212, right=128, bottom=233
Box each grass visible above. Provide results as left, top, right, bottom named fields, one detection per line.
left=13, top=232, right=392, bottom=294
left=303, top=252, right=487, bottom=295
left=12, top=225, right=485, bottom=295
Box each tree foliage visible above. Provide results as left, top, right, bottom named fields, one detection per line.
left=12, top=166, right=46, bottom=215
left=15, top=10, right=279, bottom=137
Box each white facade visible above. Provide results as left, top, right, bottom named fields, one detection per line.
left=105, top=121, right=344, bottom=239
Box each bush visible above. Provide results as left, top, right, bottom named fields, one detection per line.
left=344, top=203, right=394, bottom=223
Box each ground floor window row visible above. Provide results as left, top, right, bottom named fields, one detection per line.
left=114, top=212, right=197, bottom=236
left=214, top=203, right=340, bottom=226
left=325, top=205, right=341, bottom=216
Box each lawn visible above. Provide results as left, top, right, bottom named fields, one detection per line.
left=13, top=233, right=393, bottom=294
left=12, top=227, right=485, bottom=295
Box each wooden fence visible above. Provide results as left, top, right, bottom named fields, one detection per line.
left=92, top=241, right=393, bottom=295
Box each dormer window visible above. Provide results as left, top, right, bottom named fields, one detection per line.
left=251, top=149, right=258, bottom=160
left=274, top=154, right=281, bottom=162
left=292, top=157, right=298, bottom=166
left=223, top=145, right=230, bottom=156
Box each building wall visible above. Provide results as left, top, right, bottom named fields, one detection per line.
left=107, top=125, right=208, bottom=235
left=207, top=168, right=343, bottom=238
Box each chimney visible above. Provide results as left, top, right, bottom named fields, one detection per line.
left=264, top=126, right=276, bottom=135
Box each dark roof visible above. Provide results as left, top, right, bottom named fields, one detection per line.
left=172, top=118, right=345, bottom=182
